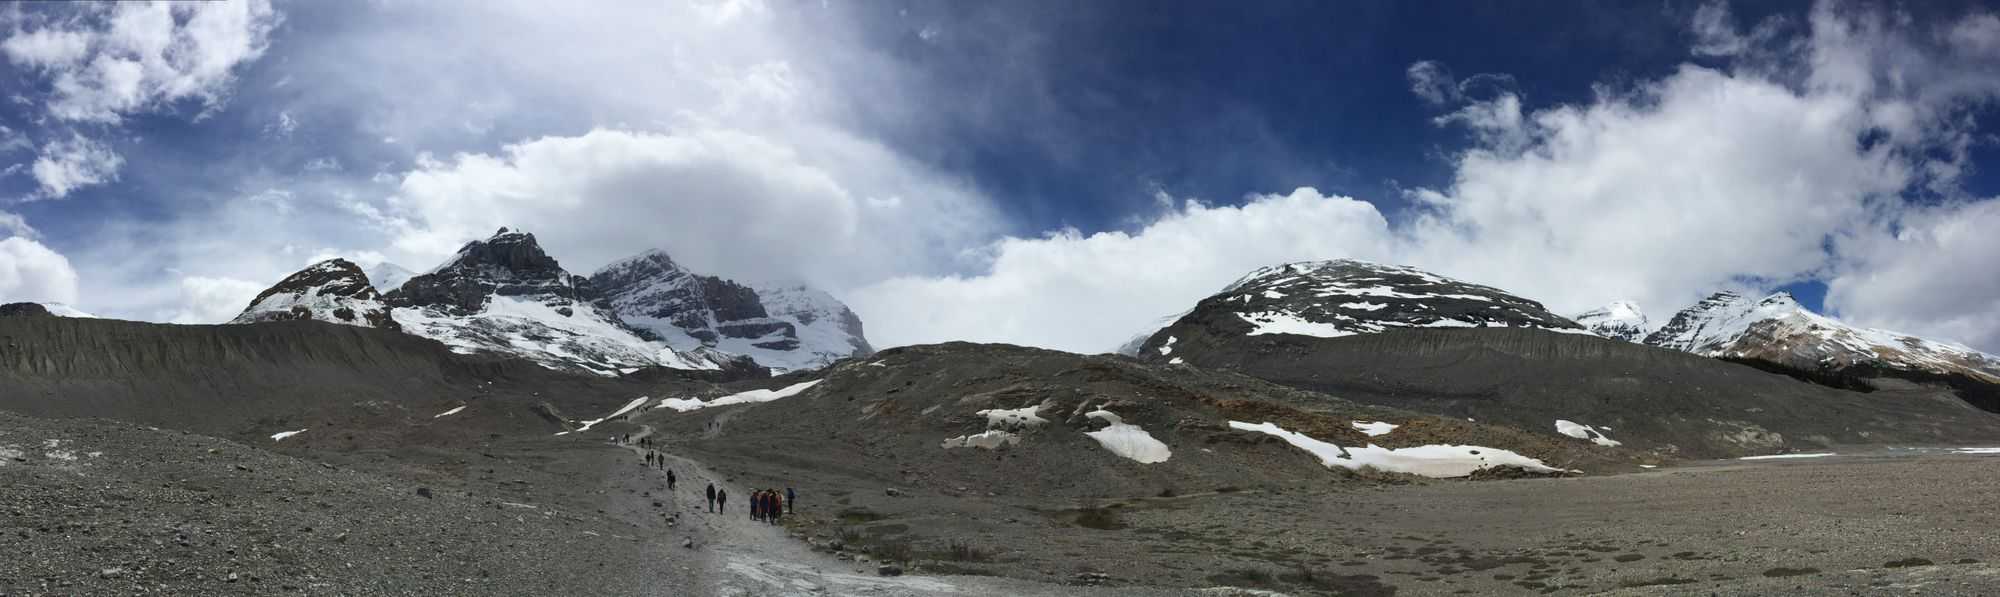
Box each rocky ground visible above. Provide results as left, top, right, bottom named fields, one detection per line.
left=11, top=318, right=2000, bottom=595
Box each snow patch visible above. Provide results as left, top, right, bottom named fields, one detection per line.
left=1158, top=336, right=1177, bottom=355
left=941, top=430, right=1019, bottom=449
left=1229, top=421, right=1567, bottom=478
left=1238, top=311, right=1354, bottom=338
left=978, top=405, right=1047, bottom=429
left=271, top=429, right=307, bottom=441
left=1339, top=302, right=1388, bottom=311
left=1737, top=452, right=1836, bottom=460
left=1554, top=420, right=1622, bottom=447
left=653, top=380, right=823, bottom=413
left=1954, top=447, right=2000, bottom=455
left=1084, top=410, right=1171, bottom=464
left=1351, top=421, right=1398, bottom=437
left=559, top=396, right=652, bottom=435
left=433, top=405, right=467, bottom=418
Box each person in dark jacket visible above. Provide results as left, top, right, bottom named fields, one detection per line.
left=717, top=488, right=728, bottom=513
left=667, top=469, right=676, bottom=490
left=705, top=483, right=716, bottom=513
left=786, top=487, right=795, bottom=513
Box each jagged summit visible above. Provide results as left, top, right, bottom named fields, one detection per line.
left=380, top=228, right=738, bottom=375
left=1572, top=300, right=1651, bottom=342
left=590, top=248, right=872, bottom=373
left=230, top=259, right=399, bottom=330
left=388, top=228, right=595, bottom=314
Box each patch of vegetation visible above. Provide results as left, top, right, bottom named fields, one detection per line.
left=1762, top=567, right=1821, bottom=578
left=837, top=508, right=885, bottom=523
left=1070, top=507, right=1125, bottom=530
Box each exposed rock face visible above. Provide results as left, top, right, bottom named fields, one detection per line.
left=230, top=259, right=400, bottom=331
left=0, top=302, right=52, bottom=318
left=590, top=249, right=872, bottom=373
left=382, top=229, right=736, bottom=376
left=1131, top=259, right=1587, bottom=357
left=1572, top=301, right=1651, bottom=342
left=1644, top=291, right=2000, bottom=411
left=389, top=229, right=596, bottom=315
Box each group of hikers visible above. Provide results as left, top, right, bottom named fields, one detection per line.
left=749, top=488, right=792, bottom=524
left=618, top=430, right=798, bottom=528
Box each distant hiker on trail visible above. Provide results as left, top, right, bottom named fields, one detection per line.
left=706, top=484, right=716, bottom=513
left=786, top=487, right=795, bottom=513
left=717, top=488, right=728, bottom=514
left=667, top=470, right=676, bottom=490
left=750, top=490, right=762, bottom=522
left=768, top=491, right=782, bottom=525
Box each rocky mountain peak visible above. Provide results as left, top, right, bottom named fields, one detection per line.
left=386, top=228, right=593, bottom=314
left=590, top=248, right=872, bottom=373
left=230, top=259, right=399, bottom=330
left=1571, top=300, right=1651, bottom=342
left=1185, top=259, right=1585, bottom=340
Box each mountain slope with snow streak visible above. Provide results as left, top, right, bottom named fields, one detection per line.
left=230, top=259, right=399, bottom=331
left=1572, top=300, right=1651, bottom=342
left=590, top=249, right=871, bottom=373
left=382, top=229, right=733, bottom=376
left=1131, top=260, right=1588, bottom=359
left=1644, top=291, right=2000, bottom=411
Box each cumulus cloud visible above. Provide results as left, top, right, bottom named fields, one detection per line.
left=0, top=0, right=281, bottom=200
left=0, top=236, right=80, bottom=305
left=2, top=0, right=281, bottom=123
left=29, top=134, right=123, bottom=199
left=1827, top=199, right=2000, bottom=350
left=163, top=276, right=264, bottom=324
left=380, top=126, right=995, bottom=286
left=848, top=189, right=1394, bottom=351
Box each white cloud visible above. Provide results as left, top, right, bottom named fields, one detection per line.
left=847, top=188, right=1394, bottom=351
left=164, top=275, right=264, bottom=324
left=2, top=0, right=282, bottom=123
left=381, top=126, right=995, bottom=285
left=1827, top=199, right=2000, bottom=350
left=0, top=211, right=34, bottom=238
left=1406, top=60, right=1458, bottom=105
left=29, top=134, right=123, bottom=199
left=0, top=1, right=280, bottom=200
left=0, top=236, right=80, bottom=305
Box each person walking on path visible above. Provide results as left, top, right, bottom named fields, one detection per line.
left=786, top=487, right=795, bottom=514
left=717, top=488, right=729, bottom=514
left=706, top=483, right=716, bottom=513
left=667, top=469, right=676, bottom=490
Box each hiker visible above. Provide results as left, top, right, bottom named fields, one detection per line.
left=750, top=490, right=762, bottom=522
left=667, top=469, right=676, bottom=490
left=706, top=484, right=716, bottom=513
left=786, top=487, right=795, bottom=513
left=769, top=491, right=782, bottom=525
left=717, top=488, right=728, bottom=514
left=644, top=452, right=652, bottom=467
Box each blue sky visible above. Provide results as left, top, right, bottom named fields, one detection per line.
left=3, top=0, right=2000, bottom=354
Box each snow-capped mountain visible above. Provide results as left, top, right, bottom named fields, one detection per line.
left=1642, top=292, right=2000, bottom=399
left=1571, top=300, right=1651, bottom=342
left=379, top=228, right=732, bottom=375
left=230, top=259, right=399, bottom=330
left=1136, top=260, right=1588, bottom=355
left=363, top=262, right=416, bottom=293
left=589, top=249, right=872, bottom=373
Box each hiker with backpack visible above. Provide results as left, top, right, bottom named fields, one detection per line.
left=706, top=483, right=716, bottom=513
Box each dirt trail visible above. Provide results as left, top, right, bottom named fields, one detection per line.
left=611, top=423, right=1182, bottom=596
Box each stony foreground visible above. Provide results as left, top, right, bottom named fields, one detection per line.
left=9, top=405, right=2000, bottom=596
